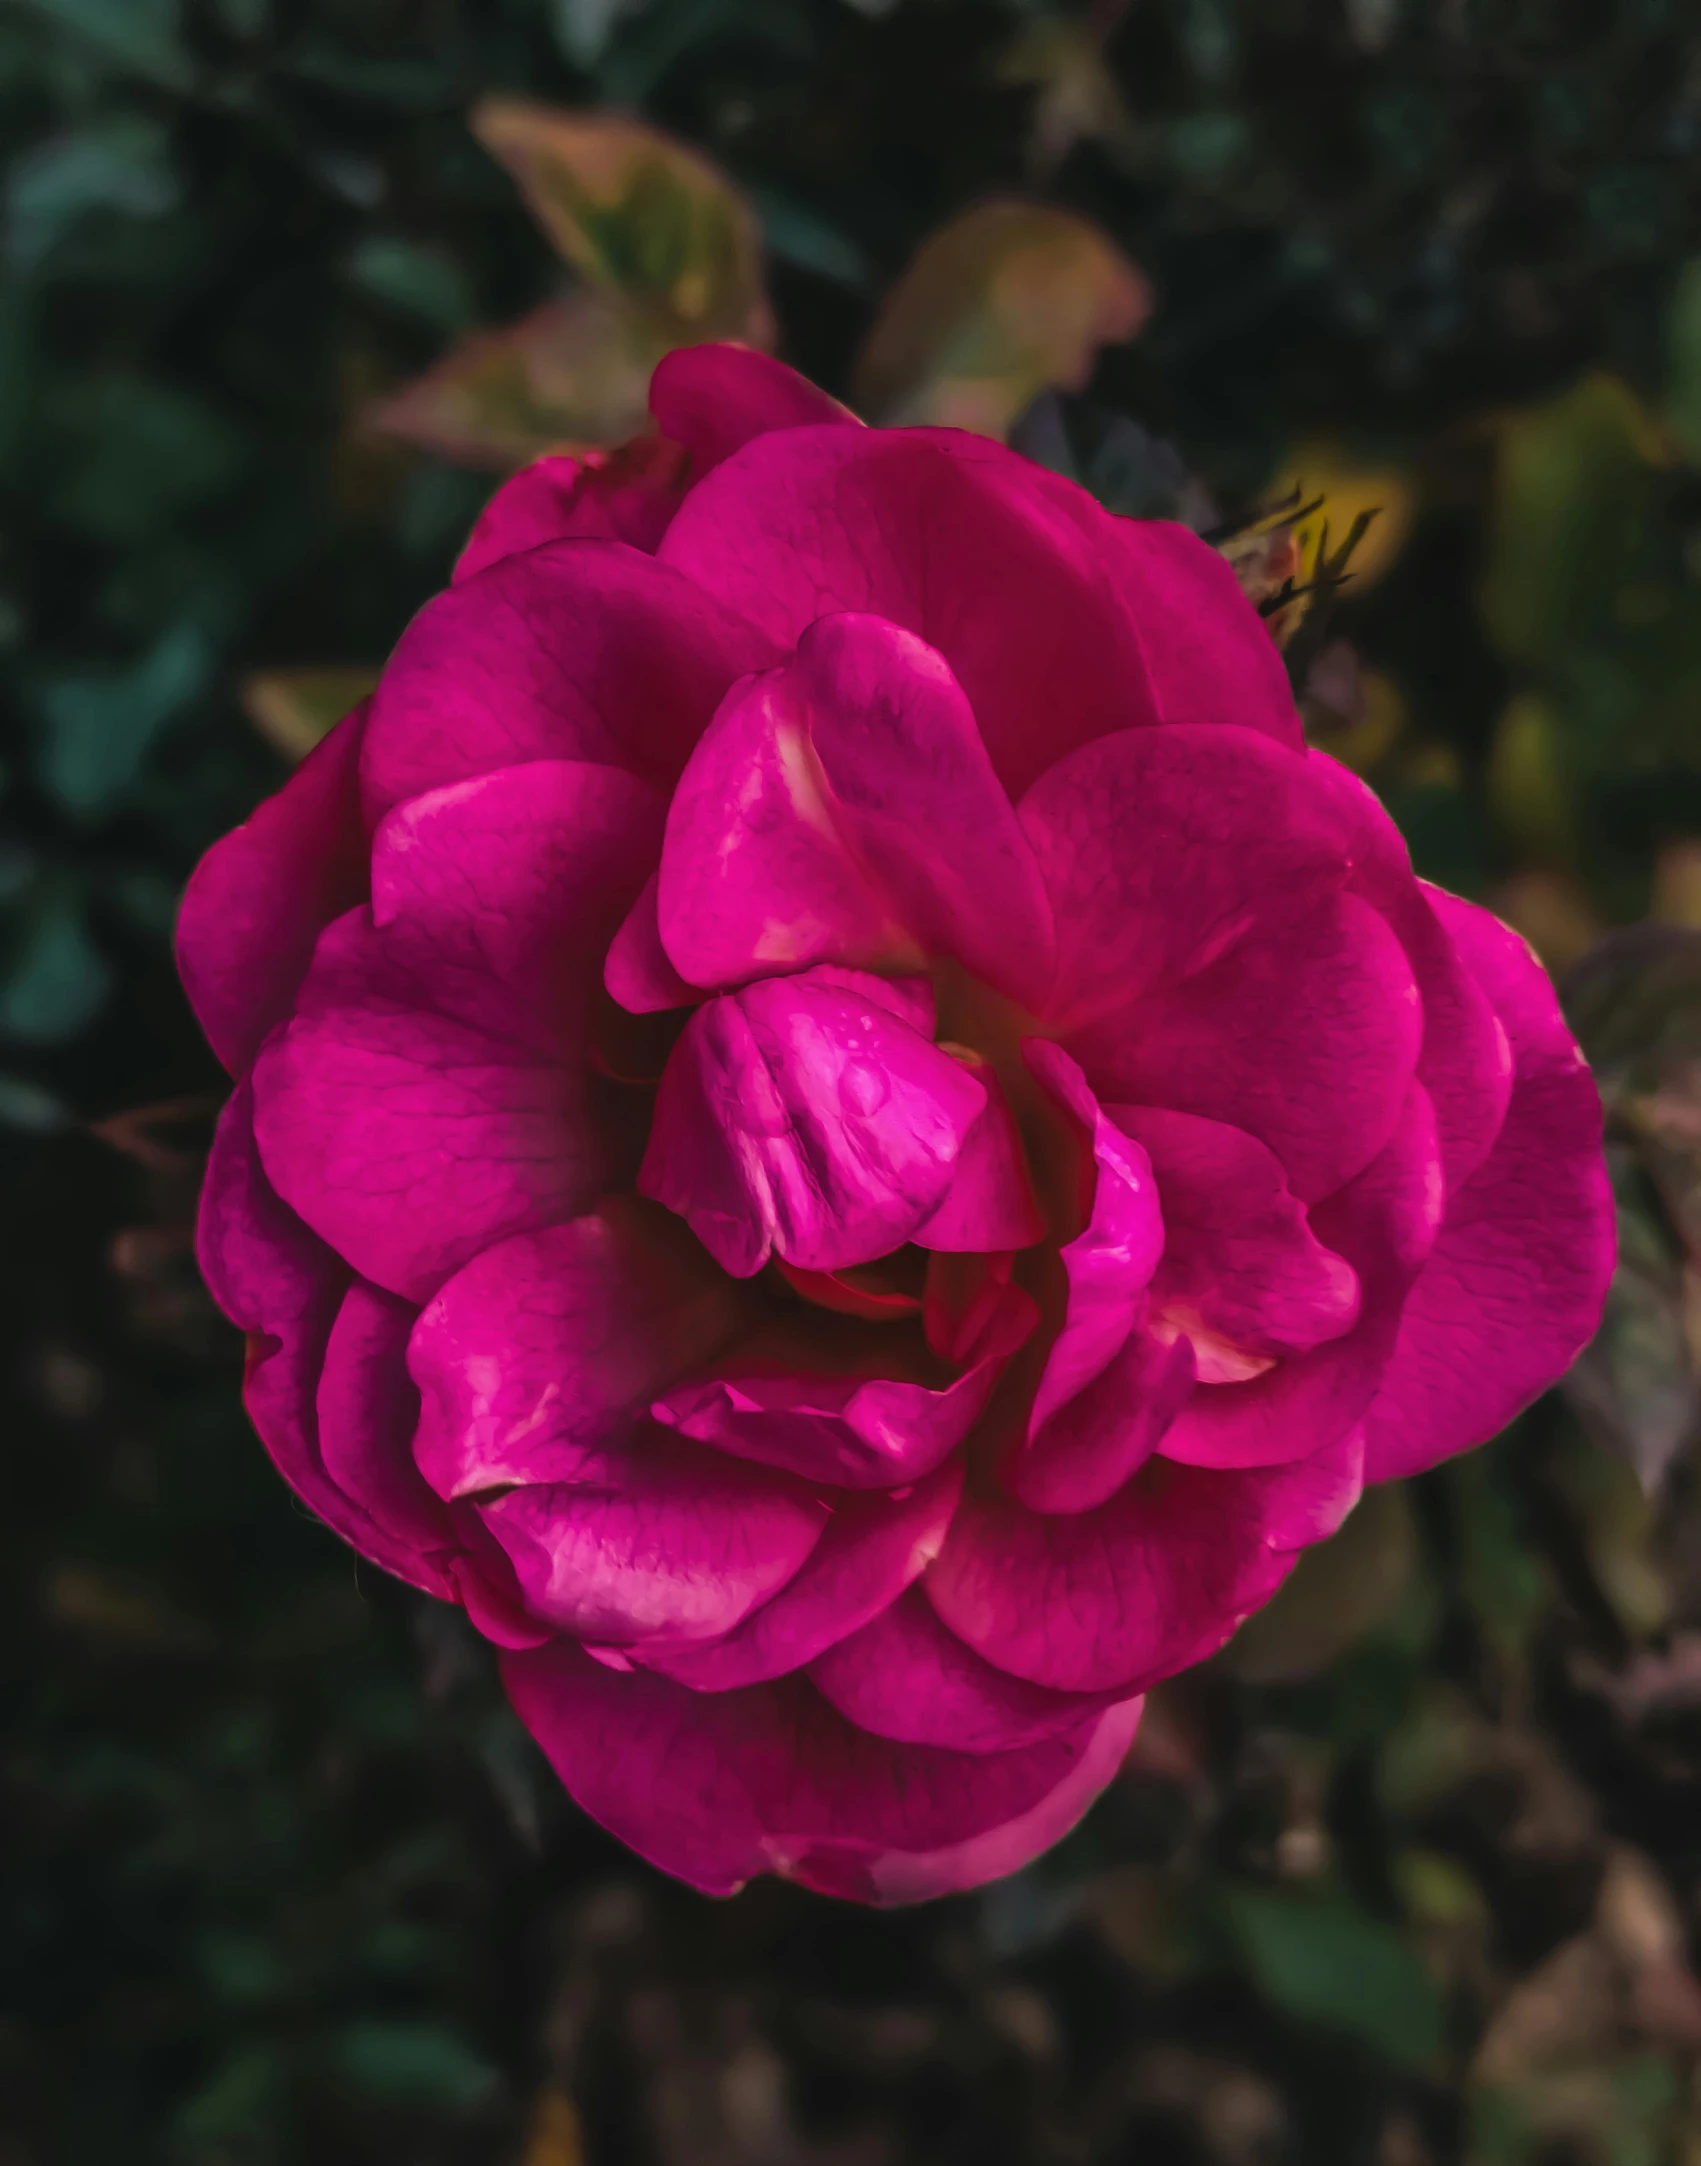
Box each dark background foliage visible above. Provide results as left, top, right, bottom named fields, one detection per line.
left=7, top=2, right=1701, bottom=2161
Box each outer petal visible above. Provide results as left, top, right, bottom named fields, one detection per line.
left=317, top=1280, right=455, bottom=1559
left=656, top=614, right=1057, bottom=1009
left=197, top=1080, right=453, bottom=1597
left=453, top=438, right=691, bottom=582
left=252, top=762, right=658, bottom=1302
left=476, top=1433, right=829, bottom=1645
left=1115, top=1106, right=1360, bottom=1361
left=648, top=343, right=860, bottom=468
left=1155, top=1083, right=1443, bottom=1469
left=923, top=1426, right=1364, bottom=1695
left=501, top=1639, right=1132, bottom=1901
left=809, top=1587, right=1114, bottom=1753
left=639, top=967, right=986, bottom=1278
left=1019, top=724, right=1355, bottom=1034
left=361, top=540, right=776, bottom=820
left=1361, top=893, right=1614, bottom=1480
left=658, top=426, right=1159, bottom=799
left=1002, top=1326, right=1196, bottom=1515
left=640, top=1458, right=963, bottom=1690
left=1074, top=891, right=1422, bottom=1203
left=177, top=703, right=370, bottom=1078
left=408, top=1205, right=750, bottom=1499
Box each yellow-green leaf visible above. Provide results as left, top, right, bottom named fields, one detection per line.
left=852, top=200, right=1149, bottom=438
left=361, top=291, right=665, bottom=469
left=240, top=666, right=379, bottom=763
left=471, top=99, right=772, bottom=347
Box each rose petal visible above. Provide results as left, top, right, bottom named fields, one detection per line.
left=501, top=1638, right=1134, bottom=1900
left=1362, top=893, right=1614, bottom=1480
left=656, top=613, right=1057, bottom=1007
left=1002, top=1325, right=1196, bottom=1515
left=640, top=1458, right=963, bottom=1690
left=453, top=437, right=691, bottom=583
left=252, top=762, right=659, bottom=1302
left=408, top=1203, right=750, bottom=1499
left=361, top=539, right=776, bottom=821
left=911, top=1057, right=1046, bottom=1252
left=317, top=1280, right=455, bottom=1558
left=197, top=1081, right=453, bottom=1597
left=658, top=425, right=1159, bottom=799
left=639, top=966, right=987, bottom=1278
left=810, top=1587, right=1114, bottom=1753
left=648, top=342, right=861, bottom=467
left=478, top=1431, right=829, bottom=1645
left=177, top=703, right=371, bottom=1078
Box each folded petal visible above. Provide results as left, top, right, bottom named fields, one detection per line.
left=454, top=438, right=692, bottom=583
left=1002, top=1326, right=1195, bottom=1514
left=1362, top=894, right=1614, bottom=1481
left=1023, top=1042, right=1164, bottom=1435
left=648, top=343, right=860, bottom=468
left=911, top=1057, right=1045, bottom=1252
left=361, top=539, right=776, bottom=820
left=1155, top=1082, right=1443, bottom=1469
left=478, top=1431, right=829, bottom=1644
left=657, top=614, right=1057, bottom=1007
left=604, top=871, right=700, bottom=1012
left=1075, top=891, right=1421, bottom=1203
left=923, top=1425, right=1365, bottom=1694
left=252, top=762, right=659, bottom=1301
left=197, top=1081, right=453, bottom=1597
left=1019, top=724, right=1356, bottom=1035
left=810, top=1587, right=1114, bottom=1753
left=639, top=967, right=986, bottom=1277
left=1115, top=1106, right=1359, bottom=1361
left=177, top=703, right=371, bottom=1078
left=409, top=1204, right=750, bottom=1499
left=658, top=426, right=1159, bottom=799
left=317, top=1280, right=455, bottom=1559
left=501, top=1639, right=1131, bottom=1900
left=640, top=1458, right=963, bottom=1690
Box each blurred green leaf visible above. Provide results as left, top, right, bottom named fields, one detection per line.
left=1223, top=1887, right=1445, bottom=2064
left=329, top=2021, right=500, bottom=2110
left=0, top=886, right=110, bottom=1043
left=1666, top=257, right=1701, bottom=466
left=48, top=376, right=246, bottom=543
left=239, top=667, right=378, bottom=763
left=5, top=116, right=178, bottom=270
left=14, top=0, right=192, bottom=88
left=1479, top=374, right=1663, bottom=670
left=853, top=199, right=1150, bottom=437
left=34, top=619, right=211, bottom=819
left=1227, top=1485, right=1417, bottom=1684
left=345, top=236, right=475, bottom=332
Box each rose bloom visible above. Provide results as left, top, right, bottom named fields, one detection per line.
left=180, top=346, right=1613, bottom=1903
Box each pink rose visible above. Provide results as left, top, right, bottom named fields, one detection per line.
left=180, top=345, right=1614, bottom=1903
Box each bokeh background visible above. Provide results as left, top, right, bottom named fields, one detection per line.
left=8, top=1, right=1701, bottom=2160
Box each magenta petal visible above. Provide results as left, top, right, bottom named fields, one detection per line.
left=1155, top=1083, right=1443, bottom=1470
left=657, top=614, right=1057, bottom=1007
left=361, top=539, right=777, bottom=821
left=1019, top=724, right=1355, bottom=1033
left=197, top=1081, right=453, bottom=1598
left=810, top=1587, right=1114, bottom=1753
left=1003, top=1326, right=1196, bottom=1514
left=1115, top=1106, right=1360, bottom=1359
left=604, top=872, right=700, bottom=1012
left=478, top=1434, right=829, bottom=1645
left=1100, top=518, right=1302, bottom=744
left=453, top=439, right=689, bottom=582
left=177, top=703, right=370, bottom=1078
left=1362, top=893, right=1614, bottom=1481
left=658, top=426, right=1158, bottom=799
left=640, top=1458, right=963, bottom=1690
left=653, top=1319, right=1017, bottom=1489
left=408, top=1206, right=749, bottom=1499
left=1077, top=891, right=1422, bottom=1204
left=1023, top=1042, right=1164, bottom=1434
left=639, top=967, right=987, bottom=1277
left=317, top=1280, right=455, bottom=1559
left=1303, top=754, right=1514, bottom=1194
left=501, top=1638, right=1133, bottom=1900
left=251, top=761, right=659, bottom=1302
left=924, top=1425, right=1365, bottom=1695
left=912, top=1061, right=1045, bottom=1252
left=648, top=342, right=860, bottom=467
